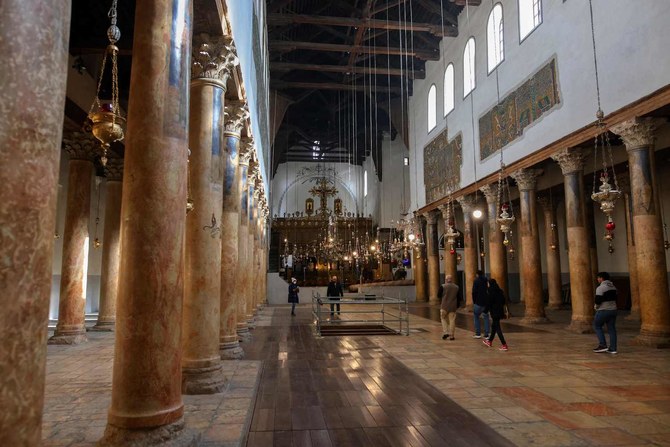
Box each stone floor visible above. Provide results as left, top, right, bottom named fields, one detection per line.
left=43, top=302, right=670, bottom=446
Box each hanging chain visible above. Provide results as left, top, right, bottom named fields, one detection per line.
left=588, top=0, right=602, bottom=116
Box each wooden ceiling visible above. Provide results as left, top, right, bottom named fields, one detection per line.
left=269, top=0, right=475, bottom=176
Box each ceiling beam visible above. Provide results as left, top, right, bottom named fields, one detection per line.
left=452, top=0, right=482, bottom=5
left=271, top=80, right=402, bottom=93
left=271, top=62, right=425, bottom=79
left=267, top=13, right=458, bottom=37
left=347, top=0, right=375, bottom=67
left=372, top=0, right=406, bottom=16
left=415, top=0, right=459, bottom=27
left=268, top=0, right=295, bottom=13
left=269, top=40, right=439, bottom=60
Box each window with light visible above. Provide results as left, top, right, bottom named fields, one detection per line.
left=364, top=170, right=368, bottom=197
left=519, top=0, right=542, bottom=41
left=463, top=37, right=476, bottom=97
left=443, top=64, right=454, bottom=116
left=427, top=84, right=437, bottom=132
left=487, top=3, right=504, bottom=73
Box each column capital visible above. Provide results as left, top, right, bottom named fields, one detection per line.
left=424, top=211, right=439, bottom=225
left=511, top=168, right=542, bottom=191
left=479, top=184, right=499, bottom=203
left=63, top=132, right=99, bottom=161
left=551, top=148, right=585, bottom=175
left=610, top=117, right=663, bottom=150
left=437, top=204, right=450, bottom=220
left=103, top=157, right=124, bottom=181
left=224, top=100, right=249, bottom=135
left=457, top=195, right=477, bottom=213
left=239, top=137, right=254, bottom=166
left=191, top=34, right=239, bottom=85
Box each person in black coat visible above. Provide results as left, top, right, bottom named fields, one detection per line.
left=288, top=278, right=300, bottom=316
left=482, top=279, right=508, bottom=351
left=326, top=275, right=344, bottom=317
left=472, top=270, right=490, bottom=338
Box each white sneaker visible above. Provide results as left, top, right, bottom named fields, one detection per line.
left=473, top=334, right=482, bottom=339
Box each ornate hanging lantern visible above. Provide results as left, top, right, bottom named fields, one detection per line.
left=496, top=162, right=515, bottom=247
left=86, top=0, right=125, bottom=166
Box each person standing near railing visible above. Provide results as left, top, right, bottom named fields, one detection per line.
left=288, top=278, right=300, bottom=316
left=327, top=275, right=344, bottom=319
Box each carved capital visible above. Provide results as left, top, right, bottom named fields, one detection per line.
left=191, top=34, right=239, bottom=84
left=457, top=195, right=477, bottom=213
left=103, top=157, right=124, bottom=181
left=239, top=137, right=254, bottom=166
left=551, top=148, right=584, bottom=175
left=424, top=211, right=439, bottom=225
left=610, top=118, right=662, bottom=150
left=63, top=132, right=98, bottom=161
left=479, top=184, right=499, bottom=203
left=224, top=100, right=249, bottom=135
left=511, top=168, right=542, bottom=191
left=437, top=204, right=450, bottom=220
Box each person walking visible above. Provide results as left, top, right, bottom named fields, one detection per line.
left=482, top=279, right=508, bottom=351
left=472, top=270, right=490, bottom=338
left=440, top=275, right=459, bottom=340
left=288, top=277, right=300, bottom=316
left=593, top=272, right=618, bottom=354
left=327, top=275, right=344, bottom=318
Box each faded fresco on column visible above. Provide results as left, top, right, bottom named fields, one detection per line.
left=166, top=0, right=192, bottom=137
left=223, top=136, right=239, bottom=202
left=423, top=130, right=463, bottom=203
left=480, top=59, right=559, bottom=160
left=630, top=149, right=655, bottom=215
left=211, top=88, right=223, bottom=185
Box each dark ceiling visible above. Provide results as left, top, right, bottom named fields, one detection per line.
left=268, top=0, right=477, bottom=177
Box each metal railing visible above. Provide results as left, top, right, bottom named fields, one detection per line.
left=311, top=291, right=410, bottom=336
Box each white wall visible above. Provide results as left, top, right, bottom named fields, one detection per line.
left=408, top=0, right=670, bottom=211
left=379, top=133, right=412, bottom=228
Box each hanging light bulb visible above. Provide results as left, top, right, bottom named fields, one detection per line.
left=472, top=209, right=483, bottom=219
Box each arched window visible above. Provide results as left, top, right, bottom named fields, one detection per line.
left=363, top=170, right=368, bottom=197
left=487, top=3, right=504, bottom=73
left=519, top=0, right=542, bottom=41
left=463, top=38, right=476, bottom=98
left=443, top=64, right=454, bottom=116
left=427, top=84, right=437, bottom=132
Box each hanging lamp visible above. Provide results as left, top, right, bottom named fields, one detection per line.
left=86, top=0, right=125, bottom=167
left=587, top=0, right=621, bottom=253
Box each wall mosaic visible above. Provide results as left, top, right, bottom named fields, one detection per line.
left=424, top=130, right=463, bottom=204
left=479, top=59, right=559, bottom=160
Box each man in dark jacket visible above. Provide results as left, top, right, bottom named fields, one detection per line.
left=472, top=270, right=490, bottom=338
left=593, top=272, right=618, bottom=354
left=440, top=275, right=459, bottom=340
left=327, top=275, right=344, bottom=318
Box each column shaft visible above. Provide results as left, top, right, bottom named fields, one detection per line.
left=414, top=244, right=428, bottom=302
left=246, top=194, right=257, bottom=325
left=50, top=157, right=93, bottom=344
left=585, top=201, right=600, bottom=282
left=237, top=160, right=251, bottom=339
left=101, top=0, right=195, bottom=443
left=0, top=0, right=71, bottom=442
left=181, top=78, right=227, bottom=394
left=425, top=212, right=441, bottom=305
left=92, top=171, right=123, bottom=331
left=622, top=183, right=640, bottom=320
left=481, top=186, right=508, bottom=296
left=458, top=198, right=478, bottom=311
left=540, top=200, right=563, bottom=310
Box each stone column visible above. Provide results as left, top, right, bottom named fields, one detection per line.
left=99, top=0, right=196, bottom=444
left=181, top=34, right=238, bottom=395
left=438, top=205, right=458, bottom=287
left=0, top=1, right=71, bottom=442
left=585, top=200, right=600, bottom=281
left=612, top=118, right=670, bottom=347
left=91, top=158, right=124, bottom=331
left=425, top=211, right=441, bottom=305
left=237, top=141, right=252, bottom=341
left=619, top=176, right=640, bottom=320
left=413, top=216, right=428, bottom=302
left=49, top=133, right=97, bottom=344
left=511, top=169, right=548, bottom=323
left=220, top=101, right=247, bottom=359
left=246, top=176, right=259, bottom=325
left=458, top=196, right=478, bottom=311
left=552, top=149, right=593, bottom=332
left=480, top=184, right=508, bottom=297
left=538, top=195, right=563, bottom=310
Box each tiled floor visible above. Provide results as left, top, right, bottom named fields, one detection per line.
left=42, top=303, right=670, bottom=446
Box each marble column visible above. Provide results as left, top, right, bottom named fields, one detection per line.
left=246, top=176, right=259, bottom=325
left=0, top=1, right=71, bottom=442
left=612, top=118, right=670, bottom=347
left=480, top=184, right=508, bottom=297
left=438, top=205, right=458, bottom=287
left=458, top=196, right=478, bottom=311
left=91, top=158, right=124, bottom=331
left=181, top=34, right=238, bottom=395
left=237, top=142, right=252, bottom=341
left=552, top=149, right=593, bottom=332
left=99, top=0, right=196, bottom=444
left=425, top=211, right=441, bottom=305
left=413, top=216, right=428, bottom=302
left=538, top=195, right=563, bottom=310
left=220, top=101, right=247, bottom=359
left=511, top=169, right=548, bottom=323
left=619, top=176, right=641, bottom=320
left=49, top=133, right=97, bottom=344
left=585, top=200, right=600, bottom=281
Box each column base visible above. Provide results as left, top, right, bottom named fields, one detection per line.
left=428, top=299, right=440, bottom=306
left=89, top=321, right=115, bottom=332
left=567, top=319, right=594, bottom=334
left=547, top=302, right=564, bottom=311
left=237, top=325, right=252, bottom=342
left=220, top=340, right=245, bottom=359
left=48, top=330, right=88, bottom=345
left=625, top=310, right=641, bottom=321
left=98, top=418, right=199, bottom=447
left=182, top=362, right=227, bottom=395
left=520, top=316, right=550, bottom=324
left=246, top=314, right=255, bottom=327
left=633, top=329, right=670, bottom=349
